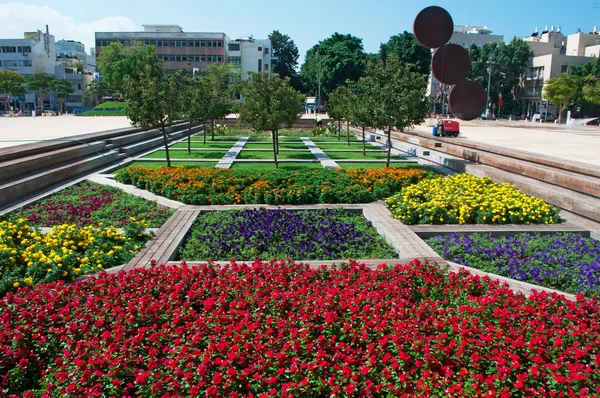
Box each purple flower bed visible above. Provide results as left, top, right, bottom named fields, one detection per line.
left=179, top=208, right=397, bottom=261
left=426, top=233, right=600, bottom=296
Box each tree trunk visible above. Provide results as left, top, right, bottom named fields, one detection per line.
left=362, top=126, right=366, bottom=156
left=276, top=129, right=279, bottom=154
left=337, top=120, right=341, bottom=140
left=211, top=119, right=215, bottom=140
left=386, top=127, right=392, bottom=168
left=188, top=121, right=192, bottom=153
left=272, top=129, right=279, bottom=168
left=203, top=121, right=207, bottom=145
left=6, top=94, right=11, bottom=111
left=161, top=125, right=172, bottom=168
left=346, top=120, right=350, bottom=146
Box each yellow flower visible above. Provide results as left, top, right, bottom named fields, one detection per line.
left=13, top=282, right=19, bottom=288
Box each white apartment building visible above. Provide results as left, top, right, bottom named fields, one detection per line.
left=227, top=36, right=274, bottom=80
left=0, top=28, right=56, bottom=111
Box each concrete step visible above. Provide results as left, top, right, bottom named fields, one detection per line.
left=1, top=141, right=108, bottom=183
left=0, top=151, right=121, bottom=210
left=121, top=125, right=203, bottom=157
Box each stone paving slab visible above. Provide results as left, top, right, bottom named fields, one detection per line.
left=410, top=221, right=590, bottom=238
left=215, top=137, right=248, bottom=169
left=301, top=137, right=339, bottom=169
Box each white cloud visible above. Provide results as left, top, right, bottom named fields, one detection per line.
left=0, top=3, right=138, bottom=53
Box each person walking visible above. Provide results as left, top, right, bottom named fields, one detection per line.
left=315, top=114, right=323, bottom=127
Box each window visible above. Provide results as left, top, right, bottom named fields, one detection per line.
left=258, top=59, right=262, bottom=72
left=264, top=48, right=269, bottom=55
left=228, top=56, right=241, bottom=66
left=201, top=41, right=206, bottom=47
left=18, top=60, right=32, bottom=67
left=229, top=43, right=240, bottom=51
left=1, top=46, right=17, bottom=53
left=170, top=55, right=176, bottom=61
left=17, top=46, right=31, bottom=53
left=200, top=55, right=206, bottom=62
left=170, top=41, right=175, bottom=47
left=66, top=95, right=82, bottom=103
left=3, top=60, right=18, bottom=67
left=258, top=46, right=262, bottom=52
left=561, top=65, right=568, bottom=73
left=144, top=40, right=150, bottom=45
left=265, top=63, right=269, bottom=71
left=208, top=41, right=213, bottom=47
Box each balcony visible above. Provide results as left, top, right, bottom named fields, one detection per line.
left=521, top=87, right=543, bottom=98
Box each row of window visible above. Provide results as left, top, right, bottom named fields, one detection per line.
left=96, top=39, right=223, bottom=48
left=157, top=54, right=223, bottom=62
left=0, top=60, right=32, bottom=67
left=66, top=95, right=82, bottom=103
left=1, top=46, right=32, bottom=53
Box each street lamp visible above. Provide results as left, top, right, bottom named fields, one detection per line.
left=485, top=59, right=496, bottom=116
left=317, top=52, right=323, bottom=113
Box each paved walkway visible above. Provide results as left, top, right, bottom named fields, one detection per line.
left=301, top=137, right=339, bottom=168
left=215, top=137, right=248, bottom=169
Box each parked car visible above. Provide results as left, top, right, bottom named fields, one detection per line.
left=532, top=112, right=556, bottom=122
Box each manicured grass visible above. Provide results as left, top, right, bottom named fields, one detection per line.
left=310, top=136, right=362, bottom=142
left=237, top=151, right=315, bottom=160
left=315, top=143, right=373, bottom=150
left=326, top=151, right=394, bottom=160
left=118, top=161, right=217, bottom=171
left=170, top=142, right=235, bottom=149
left=179, top=208, right=397, bottom=261
left=230, top=162, right=324, bottom=171
left=94, top=101, right=128, bottom=109
left=337, top=162, right=422, bottom=170
left=142, top=150, right=227, bottom=160
left=78, top=110, right=127, bottom=116
left=244, top=143, right=308, bottom=150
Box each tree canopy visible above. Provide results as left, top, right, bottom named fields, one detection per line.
left=0, top=70, right=26, bottom=111
left=49, top=79, right=75, bottom=113
left=269, top=30, right=299, bottom=80
left=203, top=63, right=240, bottom=140
left=380, top=31, right=432, bottom=76
left=544, top=74, right=578, bottom=124
left=300, top=33, right=367, bottom=99
left=27, top=73, right=56, bottom=110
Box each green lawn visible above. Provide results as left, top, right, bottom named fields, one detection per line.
left=230, top=162, right=324, bottom=171
left=94, top=101, right=128, bottom=109
left=142, top=150, right=228, bottom=160
left=115, top=161, right=217, bottom=172
left=314, top=143, right=370, bottom=150
left=325, top=151, right=395, bottom=160
left=237, top=151, right=316, bottom=160
left=170, top=142, right=235, bottom=149
left=78, top=110, right=126, bottom=116
left=244, top=143, right=308, bottom=150
left=310, top=136, right=362, bottom=142
left=337, top=162, right=422, bottom=170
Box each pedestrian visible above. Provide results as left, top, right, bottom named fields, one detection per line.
left=315, top=114, right=323, bottom=127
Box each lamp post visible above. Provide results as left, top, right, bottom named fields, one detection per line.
left=486, top=59, right=495, bottom=116
left=317, top=52, right=322, bottom=113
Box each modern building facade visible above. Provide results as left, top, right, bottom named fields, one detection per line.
left=0, top=28, right=56, bottom=111
left=227, top=36, right=274, bottom=79
left=95, top=25, right=229, bottom=74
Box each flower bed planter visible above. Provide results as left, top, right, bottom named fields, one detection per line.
left=426, top=232, right=600, bottom=297
left=179, top=208, right=397, bottom=261
left=2, top=260, right=600, bottom=396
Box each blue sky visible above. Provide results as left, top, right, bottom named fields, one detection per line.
left=0, top=0, right=596, bottom=63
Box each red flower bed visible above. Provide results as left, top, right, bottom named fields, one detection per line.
left=1, top=260, right=600, bottom=397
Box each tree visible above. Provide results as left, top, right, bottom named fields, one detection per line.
left=97, top=42, right=162, bottom=95
left=0, top=70, right=26, bottom=111
left=269, top=30, right=299, bottom=80
left=204, top=63, right=239, bottom=140
left=179, top=70, right=210, bottom=148
left=348, top=79, right=375, bottom=155
left=300, top=33, right=367, bottom=99
left=238, top=73, right=304, bottom=168
left=73, top=61, right=85, bottom=74
left=83, top=79, right=110, bottom=107
left=326, top=86, right=351, bottom=142
left=544, top=74, right=578, bottom=124
left=26, top=73, right=56, bottom=111
left=125, top=67, right=185, bottom=168
left=364, top=55, right=428, bottom=167
left=583, top=75, right=600, bottom=105
left=50, top=80, right=75, bottom=114
left=380, top=31, right=432, bottom=76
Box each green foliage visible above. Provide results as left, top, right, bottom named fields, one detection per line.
left=582, top=75, right=600, bottom=105
left=326, top=85, right=351, bottom=122
left=94, top=101, right=128, bottom=109
left=0, top=70, right=26, bottom=111
left=73, top=61, right=85, bottom=74
left=300, top=33, right=367, bottom=98
left=26, top=73, right=56, bottom=110
left=380, top=31, right=431, bottom=76
left=544, top=74, right=578, bottom=124
left=269, top=30, right=299, bottom=80
left=467, top=38, right=532, bottom=115
left=204, top=63, right=239, bottom=140
left=361, top=55, right=428, bottom=166
left=49, top=79, right=75, bottom=113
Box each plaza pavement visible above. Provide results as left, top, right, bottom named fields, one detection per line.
left=414, top=119, right=600, bottom=167
left=0, top=115, right=132, bottom=149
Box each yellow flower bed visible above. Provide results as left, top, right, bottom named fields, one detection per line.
left=0, top=219, right=150, bottom=295
left=386, top=174, right=561, bottom=225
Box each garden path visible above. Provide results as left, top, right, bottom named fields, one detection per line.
left=215, top=137, right=249, bottom=169
left=301, top=138, right=339, bottom=168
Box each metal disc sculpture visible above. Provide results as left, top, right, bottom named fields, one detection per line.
left=414, top=6, right=486, bottom=121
